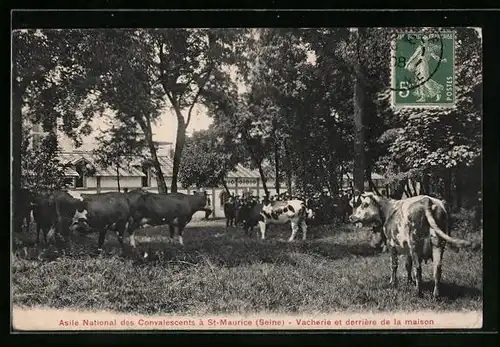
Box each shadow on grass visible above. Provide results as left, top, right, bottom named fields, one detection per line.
left=419, top=281, right=483, bottom=301
left=117, top=235, right=384, bottom=269
left=11, top=222, right=390, bottom=267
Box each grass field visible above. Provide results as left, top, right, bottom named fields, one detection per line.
left=12, top=219, right=483, bottom=315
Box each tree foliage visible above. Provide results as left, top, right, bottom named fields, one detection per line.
left=179, top=128, right=241, bottom=190
left=93, top=121, right=148, bottom=191
left=16, top=28, right=482, bottom=211
left=20, top=130, right=68, bottom=192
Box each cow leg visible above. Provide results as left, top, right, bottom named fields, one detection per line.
left=43, top=227, right=52, bottom=244
left=168, top=225, right=175, bottom=241
left=432, top=246, right=444, bottom=298
left=97, top=227, right=108, bottom=253
left=258, top=220, right=266, bottom=240
left=300, top=219, right=308, bottom=241
left=288, top=220, right=299, bottom=242
left=36, top=224, right=41, bottom=245
left=412, top=251, right=423, bottom=297
left=176, top=225, right=184, bottom=246
left=405, top=255, right=413, bottom=284
left=129, top=231, right=137, bottom=248
left=381, top=230, right=388, bottom=253
left=389, top=246, right=398, bottom=287
left=24, top=215, right=30, bottom=233
left=115, top=221, right=127, bottom=254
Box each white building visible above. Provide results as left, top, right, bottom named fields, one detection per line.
left=55, top=148, right=284, bottom=218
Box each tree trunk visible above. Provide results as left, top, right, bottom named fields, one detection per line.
left=257, top=162, right=269, bottom=198
left=283, top=139, right=293, bottom=195
left=455, top=170, right=463, bottom=209
left=222, top=179, right=230, bottom=194
left=13, top=81, right=23, bottom=234
left=352, top=29, right=366, bottom=194
left=391, top=181, right=405, bottom=199
left=145, top=132, right=168, bottom=194
left=367, top=174, right=381, bottom=195
left=116, top=164, right=121, bottom=192
left=409, top=179, right=418, bottom=197
left=404, top=180, right=414, bottom=197
left=286, top=174, right=292, bottom=196
left=171, top=108, right=187, bottom=193
left=365, top=165, right=381, bottom=195
left=274, top=138, right=280, bottom=195
left=421, top=174, right=430, bottom=195
left=443, top=170, right=452, bottom=207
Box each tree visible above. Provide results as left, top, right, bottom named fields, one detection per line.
left=376, top=28, right=482, bottom=206
left=179, top=128, right=241, bottom=191
left=84, top=30, right=168, bottom=193
left=152, top=29, right=243, bottom=193
left=204, top=90, right=273, bottom=198
left=93, top=122, right=147, bottom=192
left=14, top=29, right=105, bottom=200
left=21, top=129, right=68, bottom=192
left=85, top=29, right=242, bottom=194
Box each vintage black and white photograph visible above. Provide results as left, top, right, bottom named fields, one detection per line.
left=11, top=25, right=483, bottom=330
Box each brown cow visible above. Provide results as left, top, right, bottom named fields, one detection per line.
left=349, top=192, right=472, bottom=298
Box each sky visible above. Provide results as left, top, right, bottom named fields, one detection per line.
left=59, top=100, right=213, bottom=151
left=59, top=47, right=316, bottom=152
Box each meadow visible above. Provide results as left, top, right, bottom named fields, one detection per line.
left=12, top=217, right=483, bottom=315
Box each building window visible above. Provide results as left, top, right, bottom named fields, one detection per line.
left=75, top=166, right=84, bottom=188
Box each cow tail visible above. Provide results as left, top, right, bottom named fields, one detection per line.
left=424, top=199, right=472, bottom=248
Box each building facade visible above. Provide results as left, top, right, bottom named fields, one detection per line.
left=56, top=151, right=282, bottom=218
left=55, top=150, right=388, bottom=218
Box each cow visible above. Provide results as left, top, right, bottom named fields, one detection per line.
left=349, top=192, right=473, bottom=298
left=335, top=194, right=353, bottom=223
left=205, top=196, right=212, bottom=220
left=15, top=188, right=35, bottom=233
left=260, top=199, right=315, bottom=241
left=237, top=198, right=314, bottom=241
left=223, top=195, right=241, bottom=228
left=128, top=192, right=208, bottom=247
left=235, top=200, right=263, bottom=236
left=31, top=190, right=82, bottom=245
left=31, top=191, right=55, bottom=244
left=69, top=192, right=134, bottom=252
left=68, top=189, right=150, bottom=253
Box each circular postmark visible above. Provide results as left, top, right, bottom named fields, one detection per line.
left=389, top=29, right=445, bottom=92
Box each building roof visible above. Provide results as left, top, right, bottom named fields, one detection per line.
left=57, top=152, right=146, bottom=177
left=153, top=156, right=261, bottom=179
left=342, top=172, right=385, bottom=180
left=63, top=167, right=79, bottom=177
left=227, top=164, right=261, bottom=179
left=57, top=151, right=261, bottom=179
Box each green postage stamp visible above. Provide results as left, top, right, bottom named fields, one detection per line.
left=391, top=30, right=455, bottom=108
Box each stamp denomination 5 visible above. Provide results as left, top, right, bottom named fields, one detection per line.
left=391, top=30, right=455, bottom=108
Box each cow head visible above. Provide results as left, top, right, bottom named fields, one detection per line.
left=69, top=200, right=91, bottom=234
left=348, top=192, right=384, bottom=227
left=192, top=191, right=210, bottom=212
left=235, top=200, right=255, bottom=225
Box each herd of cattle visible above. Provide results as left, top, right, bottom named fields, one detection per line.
left=15, top=187, right=477, bottom=298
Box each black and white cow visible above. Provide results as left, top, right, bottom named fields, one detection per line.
left=349, top=192, right=474, bottom=298
left=258, top=199, right=314, bottom=241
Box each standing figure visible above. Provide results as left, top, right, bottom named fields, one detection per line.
left=405, top=38, right=447, bottom=102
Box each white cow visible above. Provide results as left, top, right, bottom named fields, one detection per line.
left=258, top=199, right=314, bottom=241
